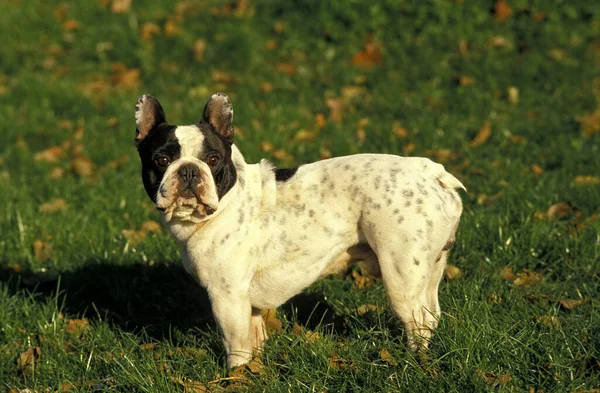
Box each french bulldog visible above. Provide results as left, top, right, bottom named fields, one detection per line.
left=134, top=93, right=465, bottom=369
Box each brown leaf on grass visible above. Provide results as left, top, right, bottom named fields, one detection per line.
left=17, top=347, right=41, bottom=376
left=513, top=269, right=543, bottom=288
left=352, top=37, right=383, bottom=69
left=470, top=120, right=492, bottom=147
left=494, top=0, right=513, bottom=22
left=531, top=165, right=544, bottom=176
left=314, top=113, right=327, bottom=129
left=164, top=19, right=180, bottom=37
left=380, top=349, right=398, bottom=366
left=265, top=39, right=278, bottom=50
left=122, top=229, right=147, bottom=245
left=261, top=309, right=283, bottom=334
left=356, top=304, right=378, bottom=316
left=559, top=298, right=586, bottom=310
left=477, top=191, right=503, bottom=205
left=65, top=318, right=89, bottom=335
left=34, top=146, right=67, bottom=163
left=293, top=129, right=318, bottom=143
left=329, top=353, right=355, bottom=370
left=341, top=86, right=367, bottom=102
left=476, top=368, right=512, bottom=386
left=425, top=149, right=456, bottom=164
left=140, top=342, right=159, bottom=351
left=259, top=82, right=273, bottom=94
left=277, top=63, right=296, bottom=76
left=356, top=118, right=369, bottom=144
left=546, top=202, right=577, bottom=220
left=403, top=143, right=415, bottom=156
left=71, top=156, right=94, bottom=177
left=110, top=0, right=132, bottom=13
left=39, top=198, right=68, bottom=214
left=140, top=23, right=161, bottom=42
left=33, top=239, right=52, bottom=261
left=352, top=269, right=374, bottom=289
left=444, top=264, right=462, bottom=280
left=260, top=141, right=273, bottom=152
left=272, top=149, right=294, bottom=162
left=193, top=39, right=207, bottom=62
left=576, top=109, right=600, bottom=137
left=574, top=175, right=600, bottom=186
left=487, top=292, right=503, bottom=304
left=111, top=63, right=140, bottom=90
left=507, top=86, right=519, bottom=104
left=141, top=220, right=162, bottom=233
left=105, top=155, right=130, bottom=170
left=458, top=75, right=475, bottom=86
left=325, top=97, right=345, bottom=123
left=392, top=121, right=408, bottom=138
left=212, top=70, right=239, bottom=84
left=501, top=266, right=517, bottom=281
left=177, top=347, right=208, bottom=362
left=273, top=20, right=286, bottom=34
left=62, top=19, right=80, bottom=31
left=183, top=380, right=209, bottom=393
left=486, top=36, right=510, bottom=48
left=538, top=316, right=560, bottom=329
left=292, top=323, right=321, bottom=343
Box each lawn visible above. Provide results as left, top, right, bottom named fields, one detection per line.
left=1, top=0, right=599, bottom=391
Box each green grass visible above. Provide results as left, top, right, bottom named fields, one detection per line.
left=1, top=0, right=599, bottom=391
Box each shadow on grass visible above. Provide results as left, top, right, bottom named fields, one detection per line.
left=0, top=261, right=346, bottom=339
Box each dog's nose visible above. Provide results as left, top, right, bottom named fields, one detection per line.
left=178, top=163, right=200, bottom=183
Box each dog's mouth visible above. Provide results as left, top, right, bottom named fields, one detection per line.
left=156, top=187, right=218, bottom=222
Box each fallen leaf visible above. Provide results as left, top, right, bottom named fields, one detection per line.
left=314, top=113, right=327, bottom=129
left=470, top=121, right=492, bottom=147
left=403, top=143, right=415, bottom=156
left=34, top=146, right=67, bottom=163
left=293, top=129, right=318, bottom=143
left=183, top=380, right=209, bottom=393
left=141, top=23, right=161, bottom=42
left=261, top=309, right=283, bottom=334
left=501, top=266, right=517, bottom=281
left=71, top=156, right=94, bottom=177
left=559, top=298, right=586, bottom=310
left=513, top=269, right=543, bottom=288
left=476, top=368, right=512, bottom=386
left=444, top=264, right=462, bottom=280
left=356, top=304, right=378, bottom=316
left=477, top=191, right=503, bottom=205
left=111, top=63, right=140, bottom=90
left=380, top=348, right=398, bottom=366
left=576, top=109, right=600, bottom=137
left=352, top=269, right=373, bottom=289
left=164, top=18, right=180, bottom=37
left=352, top=37, right=383, bottom=69
left=141, top=220, right=161, bottom=233
left=110, top=0, right=132, bottom=13
left=546, top=202, right=576, bottom=220
left=177, top=347, right=208, bottom=362
left=392, top=121, right=408, bottom=138
left=356, top=118, right=369, bottom=144
left=574, top=175, right=600, bottom=186
left=531, top=165, right=544, bottom=176
left=122, top=229, right=147, bottom=245
left=329, top=353, right=354, bottom=370
left=140, top=342, right=159, bottom=351
left=260, top=141, right=273, bottom=152
left=341, top=86, right=367, bottom=102
left=273, top=20, right=285, bottom=34
left=265, top=39, right=278, bottom=50
left=33, top=239, right=52, bottom=261
left=487, top=292, right=503, bottom=304
left=39, top=198, right=68, bottom=213
left=272, top=149, right=294, bottom=162
left=62, top=19, right=80, bottom=31
left=494, top=0, right=513, bottom=22
left=458, top=75, right=475, bottom=86
left=507, top=86, right=519, bottom=103
left=246, top=357, right=265, bottom=375
left=486, top=36, right=509, bottom=48
left=66, top=318, right=89, bottom=335
left=538, top=316, right=560, bottom=329
left=276, top=63, right=296, bottom=76
left=17, top=347, right=41, bottom=376
left=325, top=97, right=345, bottom=123
left=212, top=70, right=239, bottom=84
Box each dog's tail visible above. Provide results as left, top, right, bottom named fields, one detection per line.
left=437, top=170, right=466, bottom=192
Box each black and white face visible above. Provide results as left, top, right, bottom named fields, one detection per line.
left=134, top=93, right=237, bottom=222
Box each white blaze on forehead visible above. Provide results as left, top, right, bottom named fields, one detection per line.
left=175, top=126, right=205, bottom=158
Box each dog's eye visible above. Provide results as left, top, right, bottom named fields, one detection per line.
left=155, top=156, right=171, bottom=167
left=207, top=155, right=220, bottom=167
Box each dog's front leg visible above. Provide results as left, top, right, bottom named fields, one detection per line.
left=210, top=294, right=253, bottom=369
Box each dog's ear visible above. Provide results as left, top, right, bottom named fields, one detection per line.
left=135, top=94, right=166, bottom=145
left=202, top=92, right=234, bottom=143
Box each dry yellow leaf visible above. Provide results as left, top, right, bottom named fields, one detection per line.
left=111, top=0, right=132, bottom=13
left=164, top=19, right=180, bottom=37
left=111, top=63, right=140, bottom=90
left=494, top=0, right=513, bottom=22
left=546, top=202, right=575, bottom=220
left=33, top=239, right=52, bottom=261
left=574, top=175, right=600, bottom=186
left=576, top=109, right=600, bottom=137
left=403, top=143, right=415, bottom=156
left=341, top=86, right=366, bottom=102
left=356, top=304, right=378, bottom=316
left=273, top=149, right=293, bottom=162
left=39, top=198, right=68, bottom=213
left=62, top=19, right=80, bottom=31
left=508, top=86, right=519, bottom=104
left=34, top=146, right=67, bottom=163
left=17, top=347, right=41, bottom=376
left=261, top=308, right=283, bottom=334
left=470, top=121, right=492, bottom=147
left=294, top=129, right=318, bottom=143
left=260, top=141, right=273, bottom=152
left=538, top=316, right=560, bottom=329
left=559, top=298, right=586, bottom=310
left=531, top=165, right=544, bottom=176
left=444, top=264, right=462, bottom=280
left=352, top=269, right=374, bottom=289
left=65, top=318, right=89, bottom=335
left=459, top=75, right=475, bottom=86
left=501, top=266, right=517, bottom=281
left=277, top=63, right=296, bottom=76
left=513, top=269, right=543, bottom=288
left=326, top=97, right=344, bottom=123
left=352, top=37, right=383, bottom=69
left=141, top=220, right=162, bottom=233
left=380, top=348, right=398, bottom=366
left=72, top=156, right=94, bottom=177
left=392, top=121, right=408, bottom=138
left=140, top=23, right=160, bottom=42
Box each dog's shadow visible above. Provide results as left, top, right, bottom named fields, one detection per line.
left=0, top=260, right=344, bottom=340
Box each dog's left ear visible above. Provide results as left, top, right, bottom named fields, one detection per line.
left=202, top=92, right=234, bottom=143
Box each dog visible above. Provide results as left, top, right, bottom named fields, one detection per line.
left=134, top=92, right=465, bottom=369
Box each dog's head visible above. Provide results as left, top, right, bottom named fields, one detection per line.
left=134, top=93, right=237, bottom=222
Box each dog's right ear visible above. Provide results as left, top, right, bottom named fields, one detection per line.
left=135, top=94, right=166, bottom=145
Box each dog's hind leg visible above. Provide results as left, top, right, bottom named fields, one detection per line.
left=376, top=245, right=438, bottom=352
